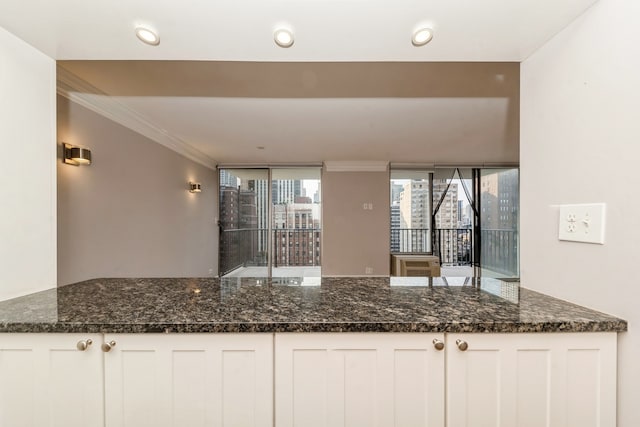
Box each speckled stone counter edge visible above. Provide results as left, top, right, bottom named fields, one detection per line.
left=0, top=320, right=627, bottom=334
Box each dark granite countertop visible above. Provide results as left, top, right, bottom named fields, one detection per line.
left=0, top=277, right=627, bottom=333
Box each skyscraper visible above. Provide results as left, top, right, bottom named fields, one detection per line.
left=399, top=180, right=430, bottom=252
left=272, top=179, right=302, bottom=204
left=481, top=169, right=519, bottom=230
left=390, top=203, right=400, bottom=252
left=219, top=169, right=239, bottom=188
left=272, top=203, right=321, bottom=267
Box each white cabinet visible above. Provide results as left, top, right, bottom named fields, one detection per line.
left=0, top=332, right=618, bottom=427
left=0, top=333, right=272, bottom=427
left=274, top=333, right=446, bottom=427
left=0, top=333, right=104, bottom=427
left=275, top=332, right=617, bottom=427
left=446, top=332, right=617, bottom=427
left=103, top=333, right=273, bottom=427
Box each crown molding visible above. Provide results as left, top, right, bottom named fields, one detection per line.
left=56, top=66, right=217, bottom=170
left=323, top=160, right=389, bottom=172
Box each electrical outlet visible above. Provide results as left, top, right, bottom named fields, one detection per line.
left=558, top=203, right=606, bottom=244
left=365, top=267, right=373, bottom=274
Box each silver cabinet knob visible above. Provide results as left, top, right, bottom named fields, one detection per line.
left=432, top=338, right=445, bottom=351
left=456, top=339, right=469, bottom=351
left=101, top=340, right=117, bottom=352
left=76, top=339, right=93, bottom=351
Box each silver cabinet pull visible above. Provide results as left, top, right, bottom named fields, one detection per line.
left=76, top=339, right=93, bottom=351
left=432, top=338, right=445, bottom=351
left=101, top=340, right=117, bottom=352
left=455, top=339, right=469, bottom=351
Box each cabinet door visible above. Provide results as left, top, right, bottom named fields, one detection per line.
left=275, top=333, right=445, bottom=427
left=446, top=332, right=617, bottom=427
left=103, top=333, right=273, bottom=427
left=0, top=333, right=104, bottom=427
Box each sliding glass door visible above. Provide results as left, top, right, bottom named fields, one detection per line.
left=271, top=168, right=321, bottom=278
left=218, top=169, right=269, bottom=277
left=479, top=168, right=519, bottom=278
left=219, top=167, right=321, bottom=278
left=432, top=168, right=474, bottom=271
left=389, top=167, right=519, bottom=279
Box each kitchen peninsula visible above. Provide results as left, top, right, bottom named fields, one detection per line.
left=0, top=276, right=626, bottom=333
left=0, top=277, right=627, bottom=427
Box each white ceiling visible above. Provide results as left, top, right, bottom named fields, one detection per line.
left=0, top=0, right=597, bottom=61
left=1, top=0, right=598, bottom=167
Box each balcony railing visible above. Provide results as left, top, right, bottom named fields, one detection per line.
left=391, top=228, right=517, bottom=273
left=219, top=228, right=268, bottom=276
left=390, top=228, right=472, bottom=265
left=435, top=228, right=473, bottom=266
left=220, top=227, right=516, bottom=277
left=480, top=228, right=518, bottom=277
left=390, top=228, right=430, bottom=253
left=219, top=228, right=321, bottom=276
left=273, top=229, right=321, bottom=268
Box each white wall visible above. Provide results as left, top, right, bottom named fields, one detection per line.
left=57, top=96, right=218, bottom=285
left=0, top=27, right=56, bottom=301
left=521, top=0, right=640, bottom=424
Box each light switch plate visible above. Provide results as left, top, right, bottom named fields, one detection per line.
left=558, top=203, right=606, bottom=244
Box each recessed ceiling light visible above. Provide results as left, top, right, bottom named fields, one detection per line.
left=412, top=28, right=433, bottom=47
left=274, top=28, right=294, bottom=48
left=135, top=26, right=160, bottom=46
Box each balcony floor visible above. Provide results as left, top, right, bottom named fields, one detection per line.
left=222, top=265, right=477, bottom=278
left=223, top=266, right=321, bottom=278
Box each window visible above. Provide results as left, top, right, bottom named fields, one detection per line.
left=390, top=170, right=431, bottom=254
left=218, top=167, right=321, bottom=278
left=391, top=167, right=519, bottom=279
left=480, top=168, right=519, bottom=279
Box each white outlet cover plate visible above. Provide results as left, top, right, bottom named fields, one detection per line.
left=558, top=203, right=606, bottom=244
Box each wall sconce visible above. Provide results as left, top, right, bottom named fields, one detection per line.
left=63, top=143, right=92, bottom=166
left=189, top=182, right=202, bottom=193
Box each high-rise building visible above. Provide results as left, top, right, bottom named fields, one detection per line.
left=219, top=171, right=323, bottom=273
left=399, top=180, right=430, bottom=252
left=272, top=179, right=302, bottom=204
left=219, top=186, right=239, bottom=229
left=391, top=183, right=404, bottom=204
left=390, top=203, right=400, bottom=252
left=295, top=196, right=312, bottom=203
left=252, top=179, right=269, bottom=253
left=480, top=169, right=519, bottom=275
left=481, top=170, right=519, bottom=230
left=433, top=181, right=459, bottom=263
left=238, top=189, right=257, bottom=229
left=219, top=184, right=243, bottom=274
left=272, top=203, right=321, bottom=266
left=219, top=170, right=239, bottom=188
left=392, top=178, right=463, bottom=261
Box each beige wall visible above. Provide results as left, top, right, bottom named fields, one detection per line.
left=322, top=170, right=390, bottom=276
left=57, top=96, right=217, bottom=285
left=521, top=0, right=640, bottom=424
left=0, top=27, right=56, bottom=301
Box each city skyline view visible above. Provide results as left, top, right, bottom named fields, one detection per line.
left=218, top=167, right=518, bottom=278
left=218, top=169, right=322, bottom=276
